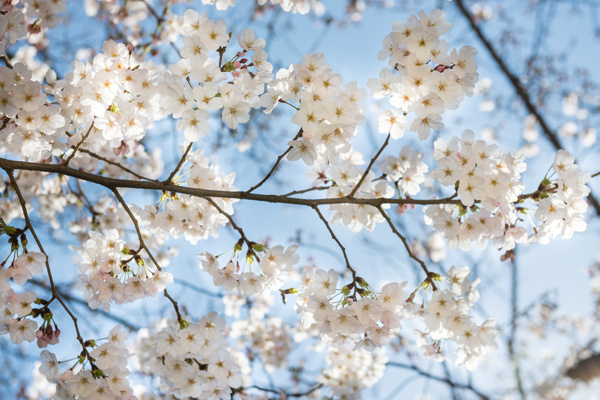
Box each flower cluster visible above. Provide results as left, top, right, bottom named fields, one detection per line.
left=381, top=145, right=429, bottom=197
left=404, top=266, right=498, bottom=371
left=375, top=9, right=478, bottom=140
left=426, top=130, right=527, bottom=251
left=199, top=243, right=299, bottom=296
left=0, top=250, right=49, bottom=346
left=133, top=312, right=243, bottom=399
left=294, top=266, right=408, bottom=351
left=426, top=132, right=589, bottom=251
left=294, top=265, right=497, bottom=371
left=22, top=0, right=66, bottom=30
left=164, top=10, right=274, bottom=134
left=231, top=316, right=293, bottom=371
left=0, top=5, right=26, bottom=56
left=534, top=150, right=590, bottom=242
left=77, top=229, right=173, bottom=312
left=318, top=347, right=388, bottom=399
left=281, top=52, right=367, bottom=166
left=39, top=325, right=135, bottom=399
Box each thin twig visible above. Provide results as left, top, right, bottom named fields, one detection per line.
left=246, top=128, right=303, bottom=193
left=348, top=133, right=390, bottom=198
left=387, top=362, right=491, bottom=400
left=64, top=122, right=94, bottom=165
left=282, top=185, right=332, bottom=197
left=236, top=383, right=323, bottom=398
left=376, top=205, right=437, bottom=290
left=164, top=142, right=193, bottom=184
left=203, top=197, right=259, bottom=262
left=79, top=148, right=158, bottom=182
left=508, top=247, right=526, bottom=400
left=110, top=187, right=183, bottom=324
left=312, top=205, right=356, bottom=278
left=5, top=169, right=95, bottom=365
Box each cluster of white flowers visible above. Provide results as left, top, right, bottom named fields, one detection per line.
left=405, top=266, right=498, bottom=371
left=318, top=347, right=388, bottom=399
left=0, top=4, right=27, bottom=56
left=163, top=10, right=274, bottom=134
left=0, top=251, right=51, bottom=346
left=426, top=130, right=527, bottom=251
left=22, top=0, right=66, bottom=30
left=39, top=325, right=135, bottom=399
left=76, top=229, right=173, bottom=312
left=198, top=0, right=318, bottom=14
left=533, top=150, right=590, bottom=242
left=199, top=243, right=299, bottom=296
left=380, top=145, right=429, bottom=197
left=134, top=312, right=243, bottom=399
left=425, top=132, right=589, bottom=251
left=375, top=9, right=478, bottom=140
left=0, top=62, right=65, bottom=162
left=294, top=266, right=408, bottom=351
left=294, top=265, right=496, bottom=371
left=231, top=316, right=293, bottom=371
left=282, top=53, right=366, bottom=166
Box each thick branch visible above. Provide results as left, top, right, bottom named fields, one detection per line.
left=0, top=157, right=464, bottom=208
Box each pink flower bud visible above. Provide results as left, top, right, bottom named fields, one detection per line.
left=232, top=61, right=242, bottom=69
left=61, top=370, right=73, bottom=381
left=232, top=70, right=241, bottom=77
left=237, top=52, right=246, bottom=57
left=240, top=58, right=248, bottom=64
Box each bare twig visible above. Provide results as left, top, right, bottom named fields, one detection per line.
left=348, top=133, right=390, bottom=198
left=387, top=362, right=491, bottom=400
left=246, top=128, right=303, bottom=193
left=508, top=247, right=526, bottom=400
left=203, top=197, right=259, bottom=262
left=376, top=205, right=438, bottom=290
left=164, top=142, right=193, bottom=184
left=64, top=122, right=94, bottom=165
left=312, top=205, right=356, bottom=278
left=282, top=185, right=332, bottom=197
left=79, top=148, right=158, bottom=182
